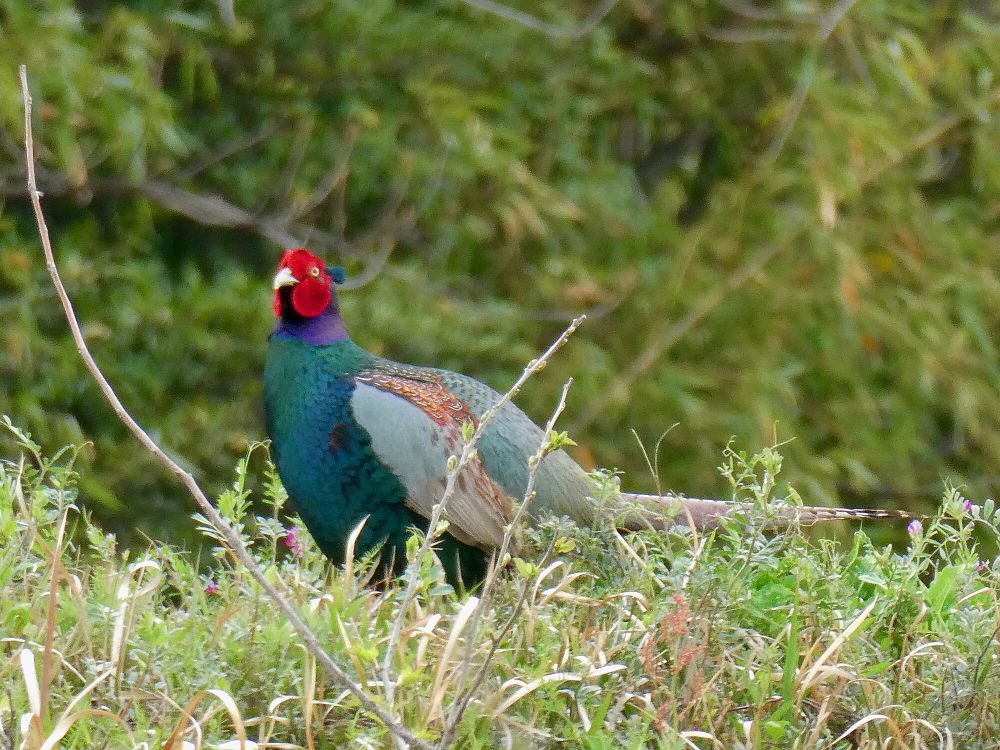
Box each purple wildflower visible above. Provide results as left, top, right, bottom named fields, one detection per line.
left=962, top=499, right=973, bottom=513
left=204, top=579, right=218, bottom=594
left=283, top=526, right=305, bottom=557
left=906, top=519, right=922, bottom=536
left=976, top=561, right=988, bottom=574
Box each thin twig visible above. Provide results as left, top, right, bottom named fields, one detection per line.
left=19, top=64, right=431, bottom=750
left=525, top=272, right=638, bottom=323
left=339, top=234, right=403, bottom=290
left=858, top=112, right=965, bottom=188
left=438, top=379, right=575, bottom=748
left=718, top=0, right=820, bottom=23
left=174, top=123, right=277, bottom=181
left=289, top=121, right=360, bottom=220
left=458, top=0, right=619, bottom=39
left=380, top=317, right=585, bottom=714
left=765, top=0, right=861, bottom=162
left=270, top=116, right=316, bottom=212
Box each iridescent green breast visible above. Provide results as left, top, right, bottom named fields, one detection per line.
left=263, top=337, right=489, bottom=584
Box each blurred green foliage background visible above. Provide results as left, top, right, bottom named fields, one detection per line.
left=0, top=1, right=997, bottom=547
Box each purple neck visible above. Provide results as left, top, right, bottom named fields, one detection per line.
left=273, top=308, right=349, bottom=344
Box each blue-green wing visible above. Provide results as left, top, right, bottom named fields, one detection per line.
left=433, top=371, right=596, bottom=526
left=350, top=377, right=512, bottom=550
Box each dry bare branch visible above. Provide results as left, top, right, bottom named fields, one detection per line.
left=380, top=316, right=585, bottom=715
left=19, top=64, right=431, bottom=750
left=438, top=379, right=575, bottom=748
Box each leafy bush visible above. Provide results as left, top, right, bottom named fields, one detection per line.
left=1, top=2, right=997, bottom=545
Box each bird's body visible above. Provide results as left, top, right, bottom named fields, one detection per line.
left=264, top=328, right=595, bottom=584
left=264, top=248, right=909, bottom=585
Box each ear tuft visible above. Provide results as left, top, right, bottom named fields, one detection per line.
left=327, top=265, right=346, bottom=284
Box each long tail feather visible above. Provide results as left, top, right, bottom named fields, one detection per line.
left=618, top=492, right=915, bottom=531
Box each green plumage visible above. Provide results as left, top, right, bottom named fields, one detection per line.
left=263, top=332, right=593, bottom=587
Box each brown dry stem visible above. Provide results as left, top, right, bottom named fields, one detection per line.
left=18, top=64, right=431, bottom=750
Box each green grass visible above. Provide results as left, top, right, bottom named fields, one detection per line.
left=2, top=421, right=999, bottom=749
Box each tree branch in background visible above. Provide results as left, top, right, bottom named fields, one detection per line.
left=718, top=0, right=819, bottom=23
left=0, top=166, right=415, bottom=290
left=765, top=0, right=861, bottom=162
left=570, top=242, right=787, bottom=434
left=19, top=64, right=432, bottom=750
left=174, top=124, right=278, bottom=181
left=704, top=27, right=800, bottom=43
left=458, top=0, right=619, bottom=39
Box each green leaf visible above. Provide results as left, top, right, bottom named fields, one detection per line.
left=925, top=564, right=964, bottom=614
left=512, top=557, right=539, bottom=578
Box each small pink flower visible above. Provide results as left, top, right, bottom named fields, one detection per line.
left=906, top=519, right=922, bottom=536
left=283, top=526, right=305, bottom=557
left=962, top=499, right=973, bottom=513
left=976, top=561, right=988, bottom=573
left=204, top=579, right=218, bottom=594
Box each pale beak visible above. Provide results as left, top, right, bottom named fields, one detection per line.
left=272, top=266, right=298, bottom=290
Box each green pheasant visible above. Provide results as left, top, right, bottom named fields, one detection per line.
left=263, top=248, right=908, bottom=585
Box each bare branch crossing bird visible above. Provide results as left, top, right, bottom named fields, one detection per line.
left=263, top=248, right=910, bottom=585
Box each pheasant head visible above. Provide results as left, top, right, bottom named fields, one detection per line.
left=271, top=247, right=349, bottom=343
left=272, top=247, right=347, bottom=318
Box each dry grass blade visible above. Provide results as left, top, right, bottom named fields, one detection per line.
left=39, top=507, right=68, bottom=725
left=827, top=713, right=888, bottom=746
left=16, top=650, right=122, bottom=750
left=52, top=668, right=114, bottom=727
left=112, top=561, right=163, bottom=681
left=489, top=673, right=582, bottom=715
left=162, top=688, right=248, bottom=750
left=900, top=641, right=944, bottom=673
left=679, top=730, right=724, bottom=749
left=427, top=595, right=480, bottom=722
left=799, top=597, right=879, bottom=693
left=342, top=516, right=370, bottom=589
left=18, top=649, right=42, bottom=748
left=38, top=708, right=131, bottom=750
left=302, top=649, right=317, bottom=750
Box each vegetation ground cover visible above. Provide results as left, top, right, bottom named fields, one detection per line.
left=3, top=424, right=998, bottom=748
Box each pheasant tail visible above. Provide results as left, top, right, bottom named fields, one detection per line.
left=620, top=493, right=915, bottom=531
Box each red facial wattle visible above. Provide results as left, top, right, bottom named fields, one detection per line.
left=290, top=276, right=331, bottom=316
left=273, top=248, right=332, bottom=318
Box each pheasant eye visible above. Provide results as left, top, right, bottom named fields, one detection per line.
left=309, top=266, right=321, bottom=277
